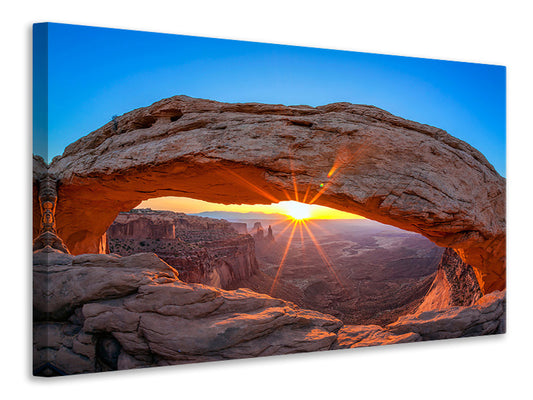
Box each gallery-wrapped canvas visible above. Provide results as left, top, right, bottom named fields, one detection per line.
left=32, top=22, right=506, bottom=377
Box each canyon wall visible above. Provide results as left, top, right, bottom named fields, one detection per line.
left=417, top=248, right=483, bottom=312
left=107, top=209, right=259, bottom=289
left=39, top=96, right=505, bottom=293
left=229, top=222, right=248, bottom=234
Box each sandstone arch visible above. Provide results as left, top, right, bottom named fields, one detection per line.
left=36, top=95, right=506, bottom=293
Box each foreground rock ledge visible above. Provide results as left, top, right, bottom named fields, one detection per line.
left=33, top=250, right=505, bottom=375
left=36, top=96, right=505, bottom=292
left=33, top=249, right=342, bottom=374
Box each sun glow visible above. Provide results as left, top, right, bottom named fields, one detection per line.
left=282, top=201, right=312, bottom=220
left=133, top=158, right=363, bottom=298
left=138, top=197, right=364, bottom=220
left=137, top=154, right=366, bottom=220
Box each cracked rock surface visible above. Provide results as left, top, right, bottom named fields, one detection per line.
left=33, top=249, right=342, bottom=374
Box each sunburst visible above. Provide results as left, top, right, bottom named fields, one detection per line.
left=269, top=220, right=298, bottom=295
left=282, top=200, right=312, bottom=221
left=301, top=220, right=345, bottom=290
left=222, top=153, right=353, bottom=296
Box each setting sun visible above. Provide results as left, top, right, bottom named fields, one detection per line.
left=282, top=201, right=312, bottom=220
left=137, top=197, right=365, bottom=220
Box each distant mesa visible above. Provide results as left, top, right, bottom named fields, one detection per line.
left=251, top=222, right=263, bottom=238
left=250, top=221, right=275, bottom=242
left=229, top=221, right=248, bottom=234
left=267, top=225, right=274, bottom=241
left=191, top=211, right=286, bottom=221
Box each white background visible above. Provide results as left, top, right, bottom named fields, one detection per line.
left=2, top=1, right=531, bottom=398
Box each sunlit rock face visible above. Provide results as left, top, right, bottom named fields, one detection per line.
left=334, top=290, right=505, bottom=349
left=43, top=96, right=505, bottom=293
left=386, top=290, right=505, bottom=340
left=417, top=248, right=482, bottom=312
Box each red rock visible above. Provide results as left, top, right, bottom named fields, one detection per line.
left=36, top=96, right=504, bottom=293
left=416, top=248, right=482, bottom=311
left=107, top=209, right=260, bottom=289
left=334, top=325, right=421, bottom=348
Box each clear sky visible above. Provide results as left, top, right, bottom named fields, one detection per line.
left=35, top=22, right=506, bottom=218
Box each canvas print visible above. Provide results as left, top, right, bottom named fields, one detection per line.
left=32, top=23, right=506, bottom=377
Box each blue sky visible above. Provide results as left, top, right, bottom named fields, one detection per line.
left=35, top=23, right=506, bottom=176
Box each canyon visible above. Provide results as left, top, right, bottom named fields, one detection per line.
left=255, top=219, right=445, bottom=325
left=33, top=95, right=506, bottom=376
left=107, top=209, right=256, bottom=288
left=106, top=210, right=458, bottom=326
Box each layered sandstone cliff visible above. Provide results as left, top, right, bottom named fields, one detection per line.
left=416, top=248, right=482, bottom=312
left=107, top=209, right=259, bottom=289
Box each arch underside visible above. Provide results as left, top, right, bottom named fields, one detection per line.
left=39, top=96, right=506, bottom=293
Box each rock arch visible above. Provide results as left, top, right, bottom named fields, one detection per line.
left=35, top=96, right=506, bottom=293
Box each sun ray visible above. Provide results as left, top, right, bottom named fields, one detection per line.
left=266, top=218, right=293, bottom=230
left=327, top=165, right=339, bottom=178
left=262, top=218, right=300, bottom=237
left=269, top=220, right=298, bottom=295
left=298, top=220, right=305, bottom=247
left=305, top=219, right=333, bottom=236
left=302, top=220, right=346, bottom=290
left=281, top=189, right=293, bottom=202
left=298, top=220, right=306, bottom=263
left=328, top=137, right=372, bottom=179
left=218, top=167, right=280, bottom=204
left=275, top=218, right=297, bottom=237
left=308, top=182, right=332, bottom=205
left=309, top=137, right=372, bottom=205
left=289, top=154, right=300, bottom=203
left=301, top=184, right=312, bottom=204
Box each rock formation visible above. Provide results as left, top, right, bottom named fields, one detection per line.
left=416, top=248, right=482, bottom=312
left=387, top=289, right=505, bottom=340
left=33, top=248, right=505, bottom=375
left=250, top=222, right=264, bottom=239
left=335, top=289, right=505, bottom=348
left=33, top=248, right=342, bottom=375
left=32, top=155, right=69, bottom=254
left=250, top=221, right=275, bottom=242
left=107, top=209, right=260, bottom=289
left=267, top=225, right=274, bottom=241
left=107, top=210, right=176, bottom=240
left=109, top=208, right=240, bottom=241
left=230, top=222, right=248, bottom=234
left=38, top=96, right=505, bottom=293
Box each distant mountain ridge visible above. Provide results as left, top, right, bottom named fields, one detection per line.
left=190, top=211, right=287, bottom=221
